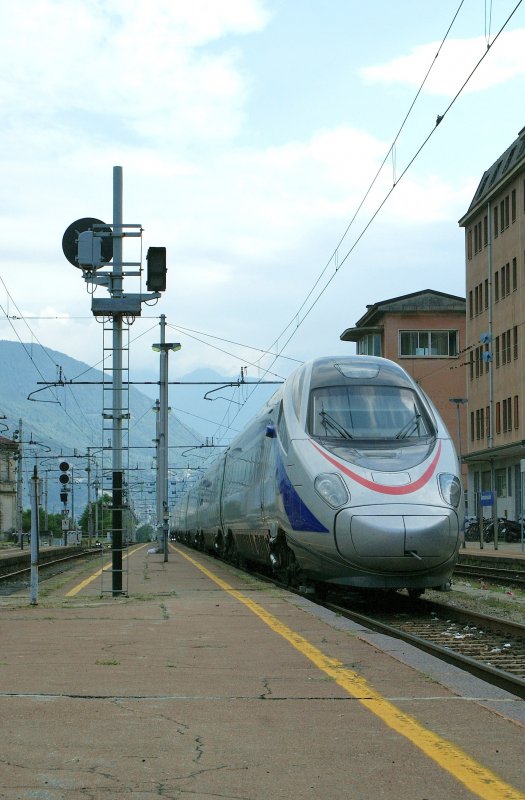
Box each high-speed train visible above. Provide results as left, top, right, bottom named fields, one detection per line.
left=172, top=355, right=464, bottom=594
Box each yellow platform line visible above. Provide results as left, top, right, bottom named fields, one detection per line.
left=175, top=546, right=525, bottom=800
left=65, top=544, right=148, bottom=597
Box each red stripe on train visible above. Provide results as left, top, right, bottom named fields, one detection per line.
left=309, top=440, right=442, bottom=495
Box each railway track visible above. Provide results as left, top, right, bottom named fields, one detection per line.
left=0, top=548, right=102, bottom=595
left=454, top=561, right=525, bottom=589
left=320, top=592, right=525, bottom=700
left=241, top=552, right=525, bottom=700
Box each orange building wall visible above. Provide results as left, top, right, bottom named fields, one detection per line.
left=380, top=311, right=467, bottom=459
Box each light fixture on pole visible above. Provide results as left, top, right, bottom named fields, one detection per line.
left=152, top=315, right=181, bottom=562
left=448, top=397, right=468, bottom=465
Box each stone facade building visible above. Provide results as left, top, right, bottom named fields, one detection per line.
left=459, top=126, right=525, bottom=521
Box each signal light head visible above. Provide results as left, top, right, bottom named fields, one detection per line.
left=146, top=247, right=167, bottom=292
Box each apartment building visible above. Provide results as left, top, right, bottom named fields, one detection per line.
left=459, top=126, right=525, bottom=520
left=339, top=289, right=467, bottom=464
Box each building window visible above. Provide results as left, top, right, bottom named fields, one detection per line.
left=514, top=326, right=518, bottom=360
left=495, top=401, right=501, bottom=434
left=483, top=215, right=488, bottom=246
left=496, top=468, right=507, bottom=497
left=502, top=329, right=511, bottom=364
left=495, top=335, right=500, bottom=368
left=501, top=262, right=510, bottom=296
left=494, top=205, right=499, bottom=237
left=399, top=330, right=458, bottom=358
left=502, top=396, right=513, bottom=432
left=470, top=411, right=475, bottom=442
left=495, top=271, right=499, bottom=302
left=357, top=334, right=381, bottom=356
left=512, top=189, right=517, bottom=222
left=514, top=395, right=520, bottom=429
left=486, top=405, right=490, bottom=438
left=485, top=278, right=489, bottom=308
left=513, top=257, right=518, bottom=290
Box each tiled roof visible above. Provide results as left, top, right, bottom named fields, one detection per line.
left=340, top=289, right=465, bottom=340
left=463, top=126, right=525, bottom=219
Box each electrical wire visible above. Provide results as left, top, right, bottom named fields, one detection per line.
left=168, top=323, right=302, bottom=365
left=251, top=0, right=468, bottom=374
left=0, top=277, right=99, bottom=442
left=256, top=0, right=523, bottom=374
left=165, top=322, right=288, bottom=380
left=194, top=0, right=523, bottom=447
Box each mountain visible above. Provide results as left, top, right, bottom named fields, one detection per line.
left=164, top=367, right=281, bottom=440
left=0, top=340, right=203, bottom=511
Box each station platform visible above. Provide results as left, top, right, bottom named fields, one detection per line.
left=461, top=540, right=525, bottom=557
left=1, top=543, right=525, bottom=800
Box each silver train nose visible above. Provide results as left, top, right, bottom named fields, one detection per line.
left=334, top=504, right=460, bottom=572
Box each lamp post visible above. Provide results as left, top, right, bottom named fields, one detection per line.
left=449, top=398, right=468, bottom=466
left=449, top=397, right=468, bottom=547
left=152, top=314, right=181, bottom=562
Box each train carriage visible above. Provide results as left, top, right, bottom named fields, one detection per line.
left=173, top=355, right=463, bottom=594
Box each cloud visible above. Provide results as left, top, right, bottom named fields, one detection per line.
left=360, top=29, right=525, bottom=96
left=0, top=0, right=271, bottom=147
left=0, top=0, right=485, bottom=386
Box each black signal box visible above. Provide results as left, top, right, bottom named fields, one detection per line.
left=146, top=247, right=167, bottom=292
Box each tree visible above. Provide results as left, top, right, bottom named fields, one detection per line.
left=21, top=508, right=65, bottom=536
left=78, top=494, right=112, bottom=536
left=135, top=523, right=154, bottom=542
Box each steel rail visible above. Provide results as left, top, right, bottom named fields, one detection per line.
left=0, top=549, right=101, bottom=583
left=322, top=596, right=525, bottom=700
left=454, top=562, right=525, bottom=588
left=174, top=541, right=525, bottom=699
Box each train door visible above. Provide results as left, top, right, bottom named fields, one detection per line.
left=260, top=431, right=277, bottom=524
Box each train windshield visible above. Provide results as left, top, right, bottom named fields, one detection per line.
left=308, top=384, right=434, bottom=443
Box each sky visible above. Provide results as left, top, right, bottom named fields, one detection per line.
left=1, top=0, right=525, bottom=445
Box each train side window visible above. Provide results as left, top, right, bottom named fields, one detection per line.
left=291, top=367, right=306, bottom=418
left=277, top=402, right=290, bottom=452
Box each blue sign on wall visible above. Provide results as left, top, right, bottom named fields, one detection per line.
left=480, top=491, right=494, bottom=507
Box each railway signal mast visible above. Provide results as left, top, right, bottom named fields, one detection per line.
left=62, top=166, right=167, bottom=595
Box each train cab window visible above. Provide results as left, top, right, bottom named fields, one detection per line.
left=308, top=385, right=433, bottom=442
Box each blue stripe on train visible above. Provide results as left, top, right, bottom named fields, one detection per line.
left=276, top=454, right=328, bottom=533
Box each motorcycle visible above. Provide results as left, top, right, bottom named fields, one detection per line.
left=499, top=518, right=522, bottom=543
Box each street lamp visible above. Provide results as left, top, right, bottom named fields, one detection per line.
left=450, top=397, right=468, bottom=546
left=152, top=314, right=181, bottom=562
left=449, top=397, right=468, bottom=464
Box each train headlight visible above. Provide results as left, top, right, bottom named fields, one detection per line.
left=314, top=473, right=349, bottom=508
left=438, top=473, right=461, bottom=507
